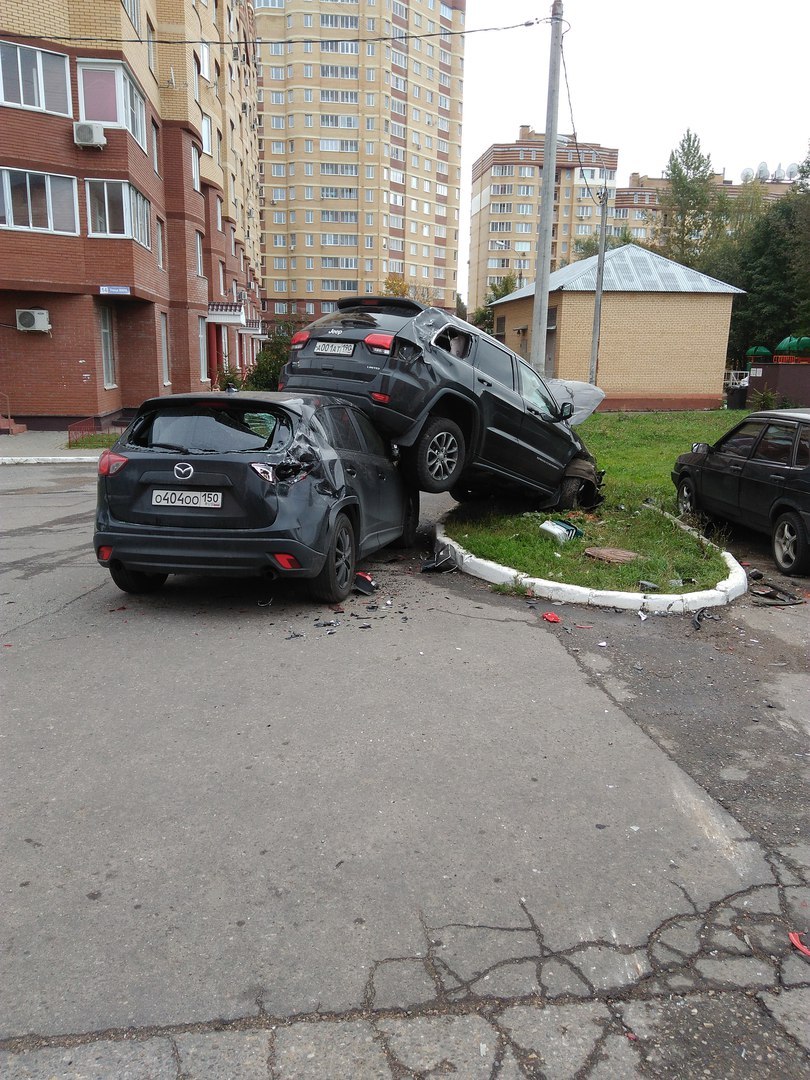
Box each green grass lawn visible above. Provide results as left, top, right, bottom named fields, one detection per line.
left=443, top=410, right=743, bottom=594
left=68, top=432, right=119, bottom=449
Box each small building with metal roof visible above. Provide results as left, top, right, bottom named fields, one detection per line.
left=489, top=245, right=745, bottom=410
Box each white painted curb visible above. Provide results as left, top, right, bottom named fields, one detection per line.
left=436, top=513, right=748, bottom=613
left=0, top=456, right=100, bottom=465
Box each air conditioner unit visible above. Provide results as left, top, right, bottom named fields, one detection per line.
left=241, top=102, right=248, bottom=114
left=232, top=45, right=240, bottom=60
left=73, top=121, right=106, bottom=148
left=16, top=308, right=51, bottom=332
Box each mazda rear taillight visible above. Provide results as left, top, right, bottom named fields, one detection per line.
left=251, top=463, right=276, bottom=483
left=364, top=332, right=394, bottom=355
left=290, top=331, right=310, bottom=350
left=98, top=450, right=128, bottom=476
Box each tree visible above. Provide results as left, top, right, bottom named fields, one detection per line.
left=244, top=320, right=300, bottom=391
left=653, top=130, right=718, bottom=266
left=469, top=274, right=517, bottom=332
left=573, top=227, right=635, bottom=259
left=383, top=274, right=440, bottom=307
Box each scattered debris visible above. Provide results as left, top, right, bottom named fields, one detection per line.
left=750, top=582, right=805, bottom=607
left=535, top=519, right=583, bottom=543
left=597, top=641, right=608, bottom=647
left=789, top=931, right=810, bottom=959
left=637, top=580, right=660, bottom=591
left=584, top=547, right=639, bottom=563
left=692, top=607, right=720, bottom=630
left=541, top=611, right=561, bottom=623
left=353, top=571, right=378, bottom=594
left=314, top=619, right=339, bottom=628
left=257, top=598, right=273, bottom=608
left=637, top=611, right=648, bottom=621
left=421, top=543, right=458, bottom=573
left=747, top=568, right=764, bottom=581
left=575, top=624, right=594, bottom=629
left=285, top=630, right=305, bottom=640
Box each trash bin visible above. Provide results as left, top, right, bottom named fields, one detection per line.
left=727, top=386, right=748, bottom=410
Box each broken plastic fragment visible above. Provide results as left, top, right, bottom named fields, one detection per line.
left=788, top=931, right=810, bottom=958
left=354, top=571, right=378, bottom=594
left=637, top=580, right=660, bottom=591
left=542, top=611, right=561, bottom=623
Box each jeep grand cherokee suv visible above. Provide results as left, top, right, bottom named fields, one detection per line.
left=280, top=297, right=602, bottom=507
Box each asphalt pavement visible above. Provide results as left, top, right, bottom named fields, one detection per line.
left=1, top=435, right=808, bottom=1079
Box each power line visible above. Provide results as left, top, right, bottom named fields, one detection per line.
left=2, top=19, right=545, bottom=50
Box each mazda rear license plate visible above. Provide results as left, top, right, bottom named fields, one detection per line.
left=314, top=341, right=354, bottom=356
left=152, top=489, right=222, bottom=508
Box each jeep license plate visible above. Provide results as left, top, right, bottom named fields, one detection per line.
left=314, top=342, right=355, bottom=356
left=152, top=489, right=222, bottom=508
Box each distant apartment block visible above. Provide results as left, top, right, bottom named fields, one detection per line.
left=468, top=126, right=619, bottom=311
left=253, top=0, right=465, bottom=321
left=0, top=0, right=265, bottom=428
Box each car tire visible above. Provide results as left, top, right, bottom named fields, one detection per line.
left=411, top=418, right=466, bottom=493
left=772, top=511, right=809, bottom=576
left=391, top=488, right=420, bottom=549
left=557, top=475, right=582, bottom=510
left=109, top=565, right=168, bottom=594
left=677, top=475, right=698, bottom=516
left=311, top=512, right=356, bottom=602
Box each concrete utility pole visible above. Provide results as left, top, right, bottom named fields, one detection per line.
left=530, top=0, right=564, bottom=377
left=588, top=186, right=609, bottom=385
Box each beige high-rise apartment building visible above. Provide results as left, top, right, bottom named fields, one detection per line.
left=468, top=126, right=618, bottom=311
left=252, top=0, right=465, bottom=321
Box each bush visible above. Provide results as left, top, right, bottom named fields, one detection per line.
left=244, top=347, right=286, bottom=391
left=216, top=367, right=245, bottom=391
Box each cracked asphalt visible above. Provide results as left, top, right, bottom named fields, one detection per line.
left=0, top=465, right=808, bottom=1079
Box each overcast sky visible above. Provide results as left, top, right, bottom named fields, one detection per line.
left=457, top=0, right=809, bottom=299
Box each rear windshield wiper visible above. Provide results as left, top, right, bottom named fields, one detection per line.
left=148, top=441, right=192, bottom=453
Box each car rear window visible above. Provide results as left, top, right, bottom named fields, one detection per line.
left=126, top=404, right=294, bottom=453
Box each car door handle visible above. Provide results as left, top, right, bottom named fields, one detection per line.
left=727, top=464, right=742, bottom=472
left=377, top=469, right=387, bottom=480
left=769, top=473, right=785, bottom=481
left=345, top=466, right=357, bottom=477
left=477, top=376, right=492, bottom=387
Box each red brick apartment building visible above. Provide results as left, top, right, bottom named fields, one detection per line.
left=0, top=0, right=265, bottom=429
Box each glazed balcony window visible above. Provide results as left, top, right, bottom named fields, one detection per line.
left=86, top=179, right=151, bottom=248
left=0, top=42, right=70, bottom=115
left=0, top=169, right=78, bottom=234
left=78, top=62, right=146, bottom=150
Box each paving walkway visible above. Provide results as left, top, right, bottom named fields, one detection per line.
left=0, top=430, right=103, bottom=463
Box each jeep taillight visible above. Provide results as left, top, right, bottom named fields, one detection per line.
left=364, top=332, right=395, bottom=355
left=290, top=331, right=310, bottom=350
left=98, top=450, right=128, bottom=476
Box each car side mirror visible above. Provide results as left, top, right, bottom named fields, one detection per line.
left=692, top=442, right=711, bottom=454
left=559, top=401, right=574, bottom=421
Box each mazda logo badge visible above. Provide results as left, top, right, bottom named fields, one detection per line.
left=174, top=462, right=194, bottom=480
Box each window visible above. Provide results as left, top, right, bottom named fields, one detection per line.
left=78, top=63, right=146, bottom=149
left=0, top=169, right=78, bottom=233
left=751, top=424, right=796, bottom=465
left=121, top=0, right=140, bottom=31
left=199, top=317, right=209, bottom=381
left=519, top=365, right=558, bottom=417
left=86, top=180, right=150, bottom=247
left=159, top=311, right=170, bottom=385
left=474, top=340, right=515, bottom=388
left=100, top=306, right=116, bottom=388
left=0, top=43, right=70, bottom=115
left=216, top=196, right=223, bottom=231
left=151, top=121, right=160, bottom=172
left=146, top=20, right=156, bottom=72
left=195, top=230, right=204, bottom=275
left=155, top=217, right=165, bottom=268
left=201, top=115, right=212, bottom=155
left=191, top=145, right=201, bottom=190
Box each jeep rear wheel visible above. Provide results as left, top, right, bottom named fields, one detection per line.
left=411, top=417, right=466, bottom=493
